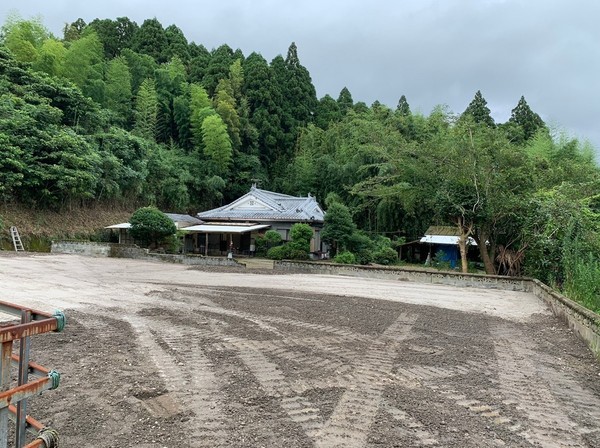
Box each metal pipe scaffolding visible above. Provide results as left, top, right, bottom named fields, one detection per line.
left=0, top=300, right=65, bottom=448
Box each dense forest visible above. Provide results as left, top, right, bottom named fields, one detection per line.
left=1, top=15, right=599, bottom=310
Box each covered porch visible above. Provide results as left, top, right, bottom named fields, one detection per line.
left=182, top=223, right=271, bottom=256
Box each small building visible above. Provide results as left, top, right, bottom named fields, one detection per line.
left=105, top=213, right=203, bottom=246
left=420, top=225, right=477, bottom=268
left=186, top=185, right=325, bottom=256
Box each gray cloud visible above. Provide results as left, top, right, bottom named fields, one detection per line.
left=3, top=0, right=599, bottom=152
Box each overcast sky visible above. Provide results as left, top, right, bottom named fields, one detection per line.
left=3, top=0, right=599, bottom=153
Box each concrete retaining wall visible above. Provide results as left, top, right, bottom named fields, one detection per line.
left=51, top=241, right=241, bottom=267
left=51, top=241, right=113, bottom=257
left=531, top=279, right=600, bottom=356
left=274, top=260, right=531, bottom=291
left=274, top=260, right=600, bottom=358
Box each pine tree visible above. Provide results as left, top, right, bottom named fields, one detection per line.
left=243, top=52, right=284, bottom=167
left=164, top=24, right=190, bottom=63
left=131, top=18, right=168, bottom=63
left=462, top=90, right=495, bottom=126
left=337, top=87, right=354, bottom=114
left=507, top=96, right=546, bottom=143
left=396, top=95, right=411, bottom=116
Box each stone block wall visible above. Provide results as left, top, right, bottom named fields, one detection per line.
left=51, top=241, right=113, bottom=257
left=274, top=260, right=531, bottom=291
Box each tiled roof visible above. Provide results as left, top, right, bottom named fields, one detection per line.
left=165, top=213, right=204, bottom=225
left=197, top=186, right=325, bottom=223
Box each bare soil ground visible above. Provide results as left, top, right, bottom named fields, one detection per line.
left=1, top=253, right=599, bottom=447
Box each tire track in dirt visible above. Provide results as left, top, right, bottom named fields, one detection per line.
left=313, top=312, right=421, bottom=448
left=379, top=400, right=439, bottom=446
left=127, top=316, right=230, bottom=447
left=492, top=325, right=589, bottom=447
left=232, top=342, right=325, bottom=438
left=195, top=303, right=373, bottom=343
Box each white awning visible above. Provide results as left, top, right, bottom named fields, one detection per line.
left=420, top=235, right=477, bottom=246
left=182, top=224, right=271, bottom=234
left=105, top=223, right=131, bottom=229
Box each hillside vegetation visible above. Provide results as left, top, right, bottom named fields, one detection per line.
left=0, top=15, right=599, bottom=311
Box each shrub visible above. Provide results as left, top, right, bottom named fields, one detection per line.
left=373, top=247, right=398, bottom=265
left=264, top=230, right=283, bottom=246
left=267, top=245, right=287, bottom=260
left=164, top=230, right=185, bottom=254
left=347, top=232, right=374, bottom=265
left=290, top=223, right=313, bottom=252
left=129, top=206, right=176, bottom=248
left=254, top=235, right=267, bottom=256
left=287, top=248, right=309, bottom=260
left=334, top=251, right=356, bottom=264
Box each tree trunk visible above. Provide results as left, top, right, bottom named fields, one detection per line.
left=458, top=232, right=469, bottom=273
left=475, top=230, right=496, bottom=275
left=455, top=217, right=471, bottom=273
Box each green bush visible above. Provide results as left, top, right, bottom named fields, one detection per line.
left=373, top=247, right=398, bottom=265
left=564, top=254, right=600, bottom=312
left=334, top=251, right=356, bottom=264
left=164, top=230, right=185, bottom=254
left=290, top=223, right=312, bottom=252
left=264, top=230, right=283, bottom=245
left=254, top=235, right=267, bottom=256
left=129, top=206, right=176, bottom=248
left=267, top=245, right=287, bottom=260
left=287, top=248, right=309, bottom=260
left=347, top=232, right=374, bottom=265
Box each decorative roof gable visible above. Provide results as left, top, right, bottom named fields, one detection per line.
left=197, top=185, right=325, bottom=222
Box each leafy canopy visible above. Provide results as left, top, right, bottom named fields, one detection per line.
left=129, top=206, right=176, bottom=247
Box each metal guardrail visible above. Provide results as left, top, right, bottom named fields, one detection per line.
left=0, top=301, right=65, bottom=448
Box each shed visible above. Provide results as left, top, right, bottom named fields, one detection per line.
left=420, top=226, right=477, bottom=268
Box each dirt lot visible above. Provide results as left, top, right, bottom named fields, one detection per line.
left=1, top=253, right=600, bottom=447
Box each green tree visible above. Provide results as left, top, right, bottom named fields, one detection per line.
left=33, top=38, right=66, bottom=76
left=289, top=223, right=313, bottom=253
left=315, top=94, right=341, bottom=129
left=60, top=31, right=104, bottom=91
left=506, top=96, right=546, bottom=144
left=131, top=18, right=168, bottom=63
left=188, top=43, right=211, bottom=84
left=63, top=18, right=86, bottom=42
left=243, top=52, right=284, bottom=168
left=129, top=206, right=176, bottom=248
left=104, top=56, right=132, bottom=123
left=189, top=83, right=215, bottom=148
left=121, top=49, right=157, bottom=94
left=133, top=78, right=158, bottom=140
left=164, top=24, right=189, bottom=63
left=203, top=44, right=236, bottom=95
left=201, top=114, right=232, bottom=176
left=214, top=78, right=241, bottom=150
left=396, top=95, right=411, bottom=116
left=154, top=56, right=187, bottom=143
left=321, top=201, right=356, bottom=254
left=88, top=17, right=138, bottom=59
left=1, top=16, right=50, bottom=63
left=337, top=87, right=354, bottom=115
left=461, top=90, right=495, bottom=126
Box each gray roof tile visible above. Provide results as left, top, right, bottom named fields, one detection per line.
left=197, top=186, right=324, bottom=222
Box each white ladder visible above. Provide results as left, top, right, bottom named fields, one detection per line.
left=10, top=226, right=24, bottom=252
